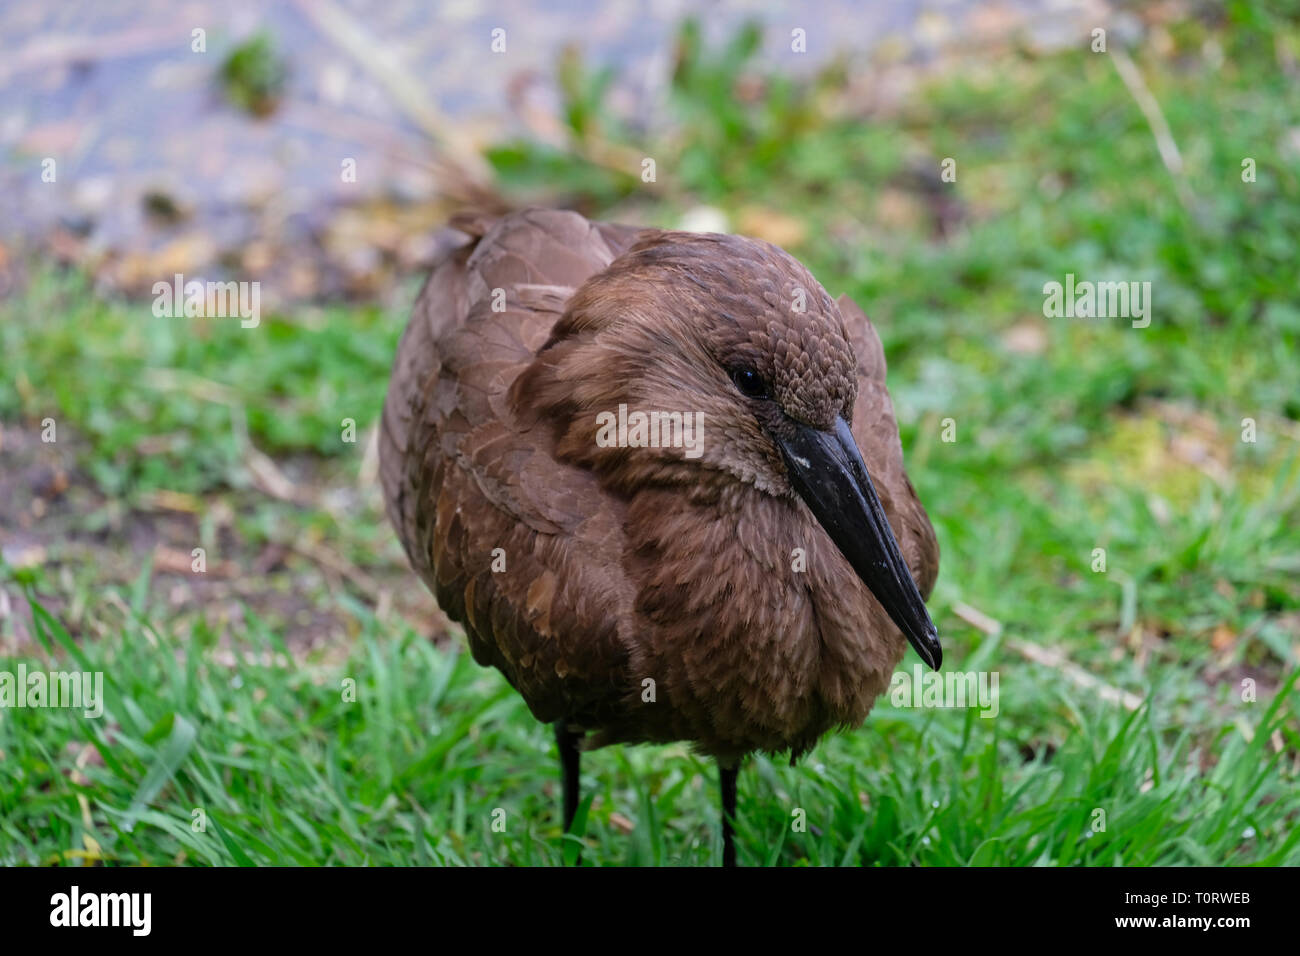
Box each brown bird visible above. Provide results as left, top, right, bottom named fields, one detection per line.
left=380, top=208, right=940, bottom=866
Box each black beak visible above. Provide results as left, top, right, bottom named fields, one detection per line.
left=777, top=417, right=942, bottom=670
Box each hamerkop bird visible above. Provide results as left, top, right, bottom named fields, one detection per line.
left=380, top=208, right=940, bottom=866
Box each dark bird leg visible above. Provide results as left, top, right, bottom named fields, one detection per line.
left=555, top=720, right=581, bottom=862
left=719, top=759, right=739, bottom=867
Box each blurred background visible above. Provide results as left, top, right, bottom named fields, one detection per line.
left=1, top=0, right=1298, bottom=866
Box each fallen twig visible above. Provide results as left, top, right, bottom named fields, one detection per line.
left=952, top=601, right=1144, bottom=711
left=1111, top=47, right=1196, bottom=213
left=288, top=0, right=498, bottom=202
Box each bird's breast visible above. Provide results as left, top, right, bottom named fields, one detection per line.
left=614, top=486, right=905, bottom=759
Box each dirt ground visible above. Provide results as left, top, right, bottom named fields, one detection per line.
left=0, top=417, right=446, bottom=661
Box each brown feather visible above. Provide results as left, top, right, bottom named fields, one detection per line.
left=380, top=209, right=939, bottom=762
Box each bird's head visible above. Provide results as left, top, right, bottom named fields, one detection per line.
left=511, top=230, right=941, bottom=669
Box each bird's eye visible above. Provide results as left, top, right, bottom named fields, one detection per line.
left=729, top=366, right=769, bottom=400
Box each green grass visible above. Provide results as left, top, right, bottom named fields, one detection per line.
left=0, top=272, right=399, bottom=499
left=4, top=591, right=1296, bottom=866
left=2, top=9, right=1298, bottom=865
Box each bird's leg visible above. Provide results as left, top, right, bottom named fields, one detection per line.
left=554, top=720, right=581, bottom=860
left=719, top=758, right=739, bottom=867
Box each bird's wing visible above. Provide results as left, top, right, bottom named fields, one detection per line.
left=837, top=292, right=940, bottom=598
left=380, top=209, right=646, bottom=724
